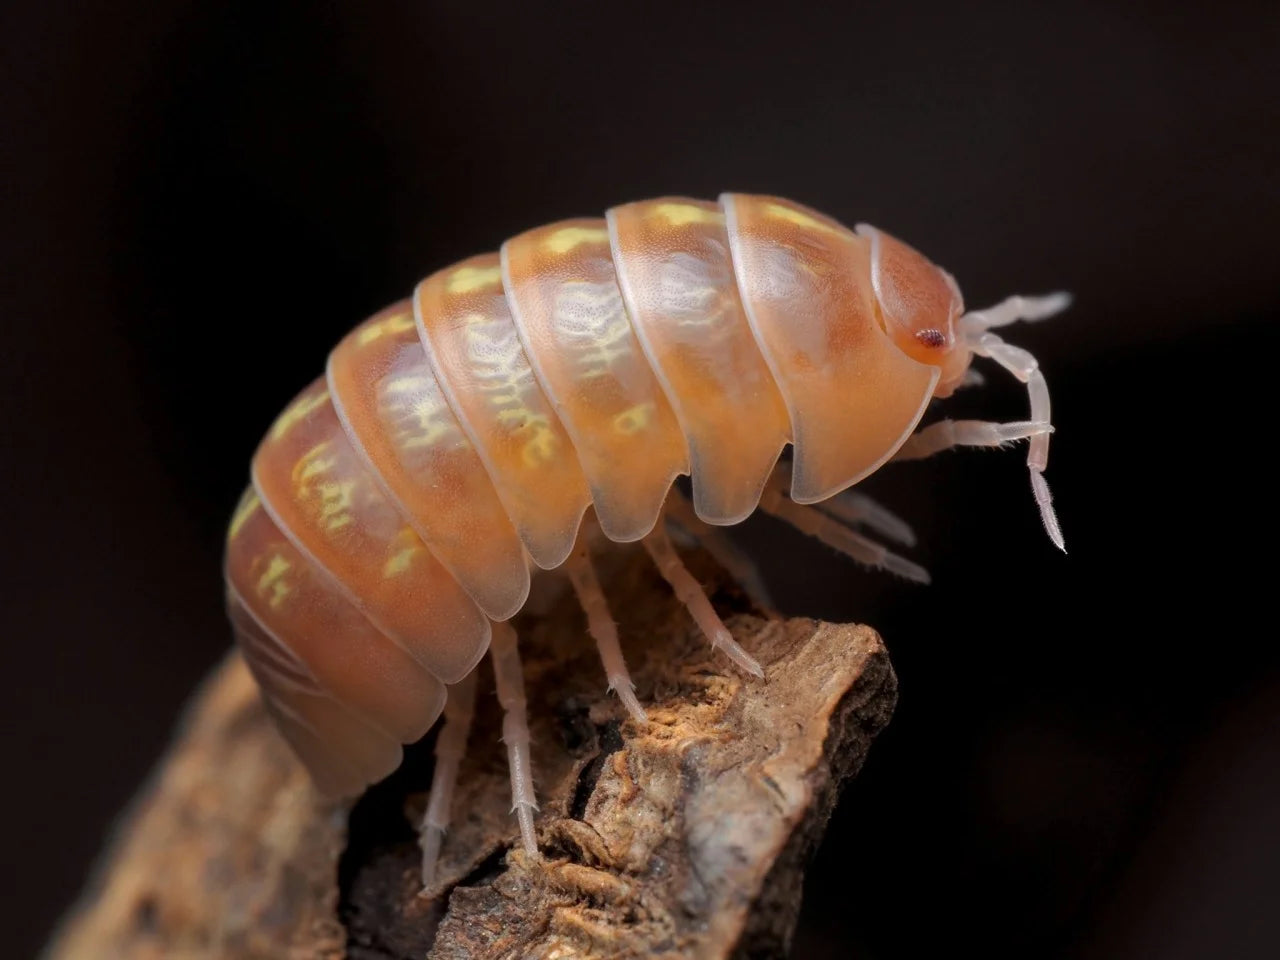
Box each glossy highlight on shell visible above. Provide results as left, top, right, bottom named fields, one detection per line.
left=223, top=193, right=1069, bottom=885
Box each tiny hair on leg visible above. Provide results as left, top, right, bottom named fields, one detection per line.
left=419, top=668, right=478, bottom=889
left=961, top=293, right=1070, bottom=551
left=758, top=477, right=930, bottom=584
left=489, top=622, right=538, bottom=857
left=642, top=518, right=764, bottom=678
left=564, top=527, right=647, bottom=723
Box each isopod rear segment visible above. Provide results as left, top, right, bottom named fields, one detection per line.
left=224, top=192, right=1069, bottom=885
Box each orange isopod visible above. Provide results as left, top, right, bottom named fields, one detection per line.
left=223, top=193, right=1068, bottom=885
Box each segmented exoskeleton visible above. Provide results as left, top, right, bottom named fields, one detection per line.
left=224, top=193, right=1068, bottom=885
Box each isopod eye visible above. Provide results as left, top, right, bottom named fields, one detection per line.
left=856, top=223, right=964, bottom=365
left=915, top=328, right=947, bottom=349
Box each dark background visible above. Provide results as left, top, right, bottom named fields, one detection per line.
left=4, top=1, right=1277, bottom=957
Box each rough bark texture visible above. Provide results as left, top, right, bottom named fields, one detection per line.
left=45, top=550, right=897, bottom=960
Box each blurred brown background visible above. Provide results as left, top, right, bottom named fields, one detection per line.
left=3, top=1, right=1277, bottom=957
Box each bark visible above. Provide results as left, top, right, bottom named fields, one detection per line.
left=44, top=550, right=897, bottom=960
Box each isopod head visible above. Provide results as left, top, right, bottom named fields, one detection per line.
left=856, top=223, right=972, bottom=397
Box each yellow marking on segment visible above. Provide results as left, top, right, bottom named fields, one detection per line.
left=764, top=203, right=840, bottom=236
left=383, top=547, right=415, bottom=577
left=381, top=376, right=456, bottom=451
left=398, top=411, right=453, bottom=449
left=357, top=311, right=416, bottom=345
left=652, top=202, right=722, bottom=227
left=384, top=375, right=431, bottom=395
left=577, top=327, right=633, bottom=376
left=383, top=527, right=424, bottom=578
left=295, top=442, right=336, bottom=482
left=316, top=481, right=357, bottom=531
left=291, top=443, right=357, bottom=533
left=523, top=427, right=557, bottom=465
left=612, top=403, right=654, bottom=435
left=228, top=491, right=260, bottom=541
left=555, top=280, right=633, bottom=376
left=466, top=324, right=532, bottom=393
left=496, top=407, right=557, bottom=465
left=257, top=553, right=293, bottom=610
left=461, top=320, right=559, bottom=464
left=447, top=266, right=502, bottom=294
left=271, top=389, right=330, bottom=441
left=544, top=226, right=609, bottom=254
left=496, top=407, right=544, bottom=426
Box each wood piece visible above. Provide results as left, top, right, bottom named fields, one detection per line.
left=44, top=550, right=897, bottom=960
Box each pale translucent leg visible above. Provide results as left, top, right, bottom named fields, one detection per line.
left=758, top=480, right=931, bottom=585
left=961, top=291, right=1072, bottom=330
left=891, top=419, right=1054, bottom=462
left=641, top=520, right=764, bottom=678
left=664, top=488, right=774, bottom=609
left=963, top=320, right=1066, bottom=551
left=420, top=668, right=478, bottom=888
left=773, top=461, right=916, bottom=547
left=564, top=532, right=647, bottom=723
left=958, top=367, right=986, bottom=390
left=819, top=490, right=917, bottom=547
left=489, top=621, right=538, bottom=856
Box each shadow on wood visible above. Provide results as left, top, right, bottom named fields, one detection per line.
left=45, top=550, right=897, bottom=959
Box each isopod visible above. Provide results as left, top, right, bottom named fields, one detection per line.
left=223, top=193, right=1068, bottom=885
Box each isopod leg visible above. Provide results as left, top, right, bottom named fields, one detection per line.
left=890, top=419, right=1053, bottom=462
left=818, top=489, right=917, bottom=547
left=759, top=480, right=931, bottom=585
left=489, top=621, right=538, bottom=857
left=641, top=519, right=764, bottom=678
left=419, top=668, right=478, bottom=889
left=565, top=532, right=647, bottom=723
left=959, top=323, right=1066, bottom=550
left=957, top=290, right=1070, bottom=551
left=960, top=291, right=1072, bottom=330
left=772, top=462, right=916, bottom=547
left=663, top=489, right=774, bottom=608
